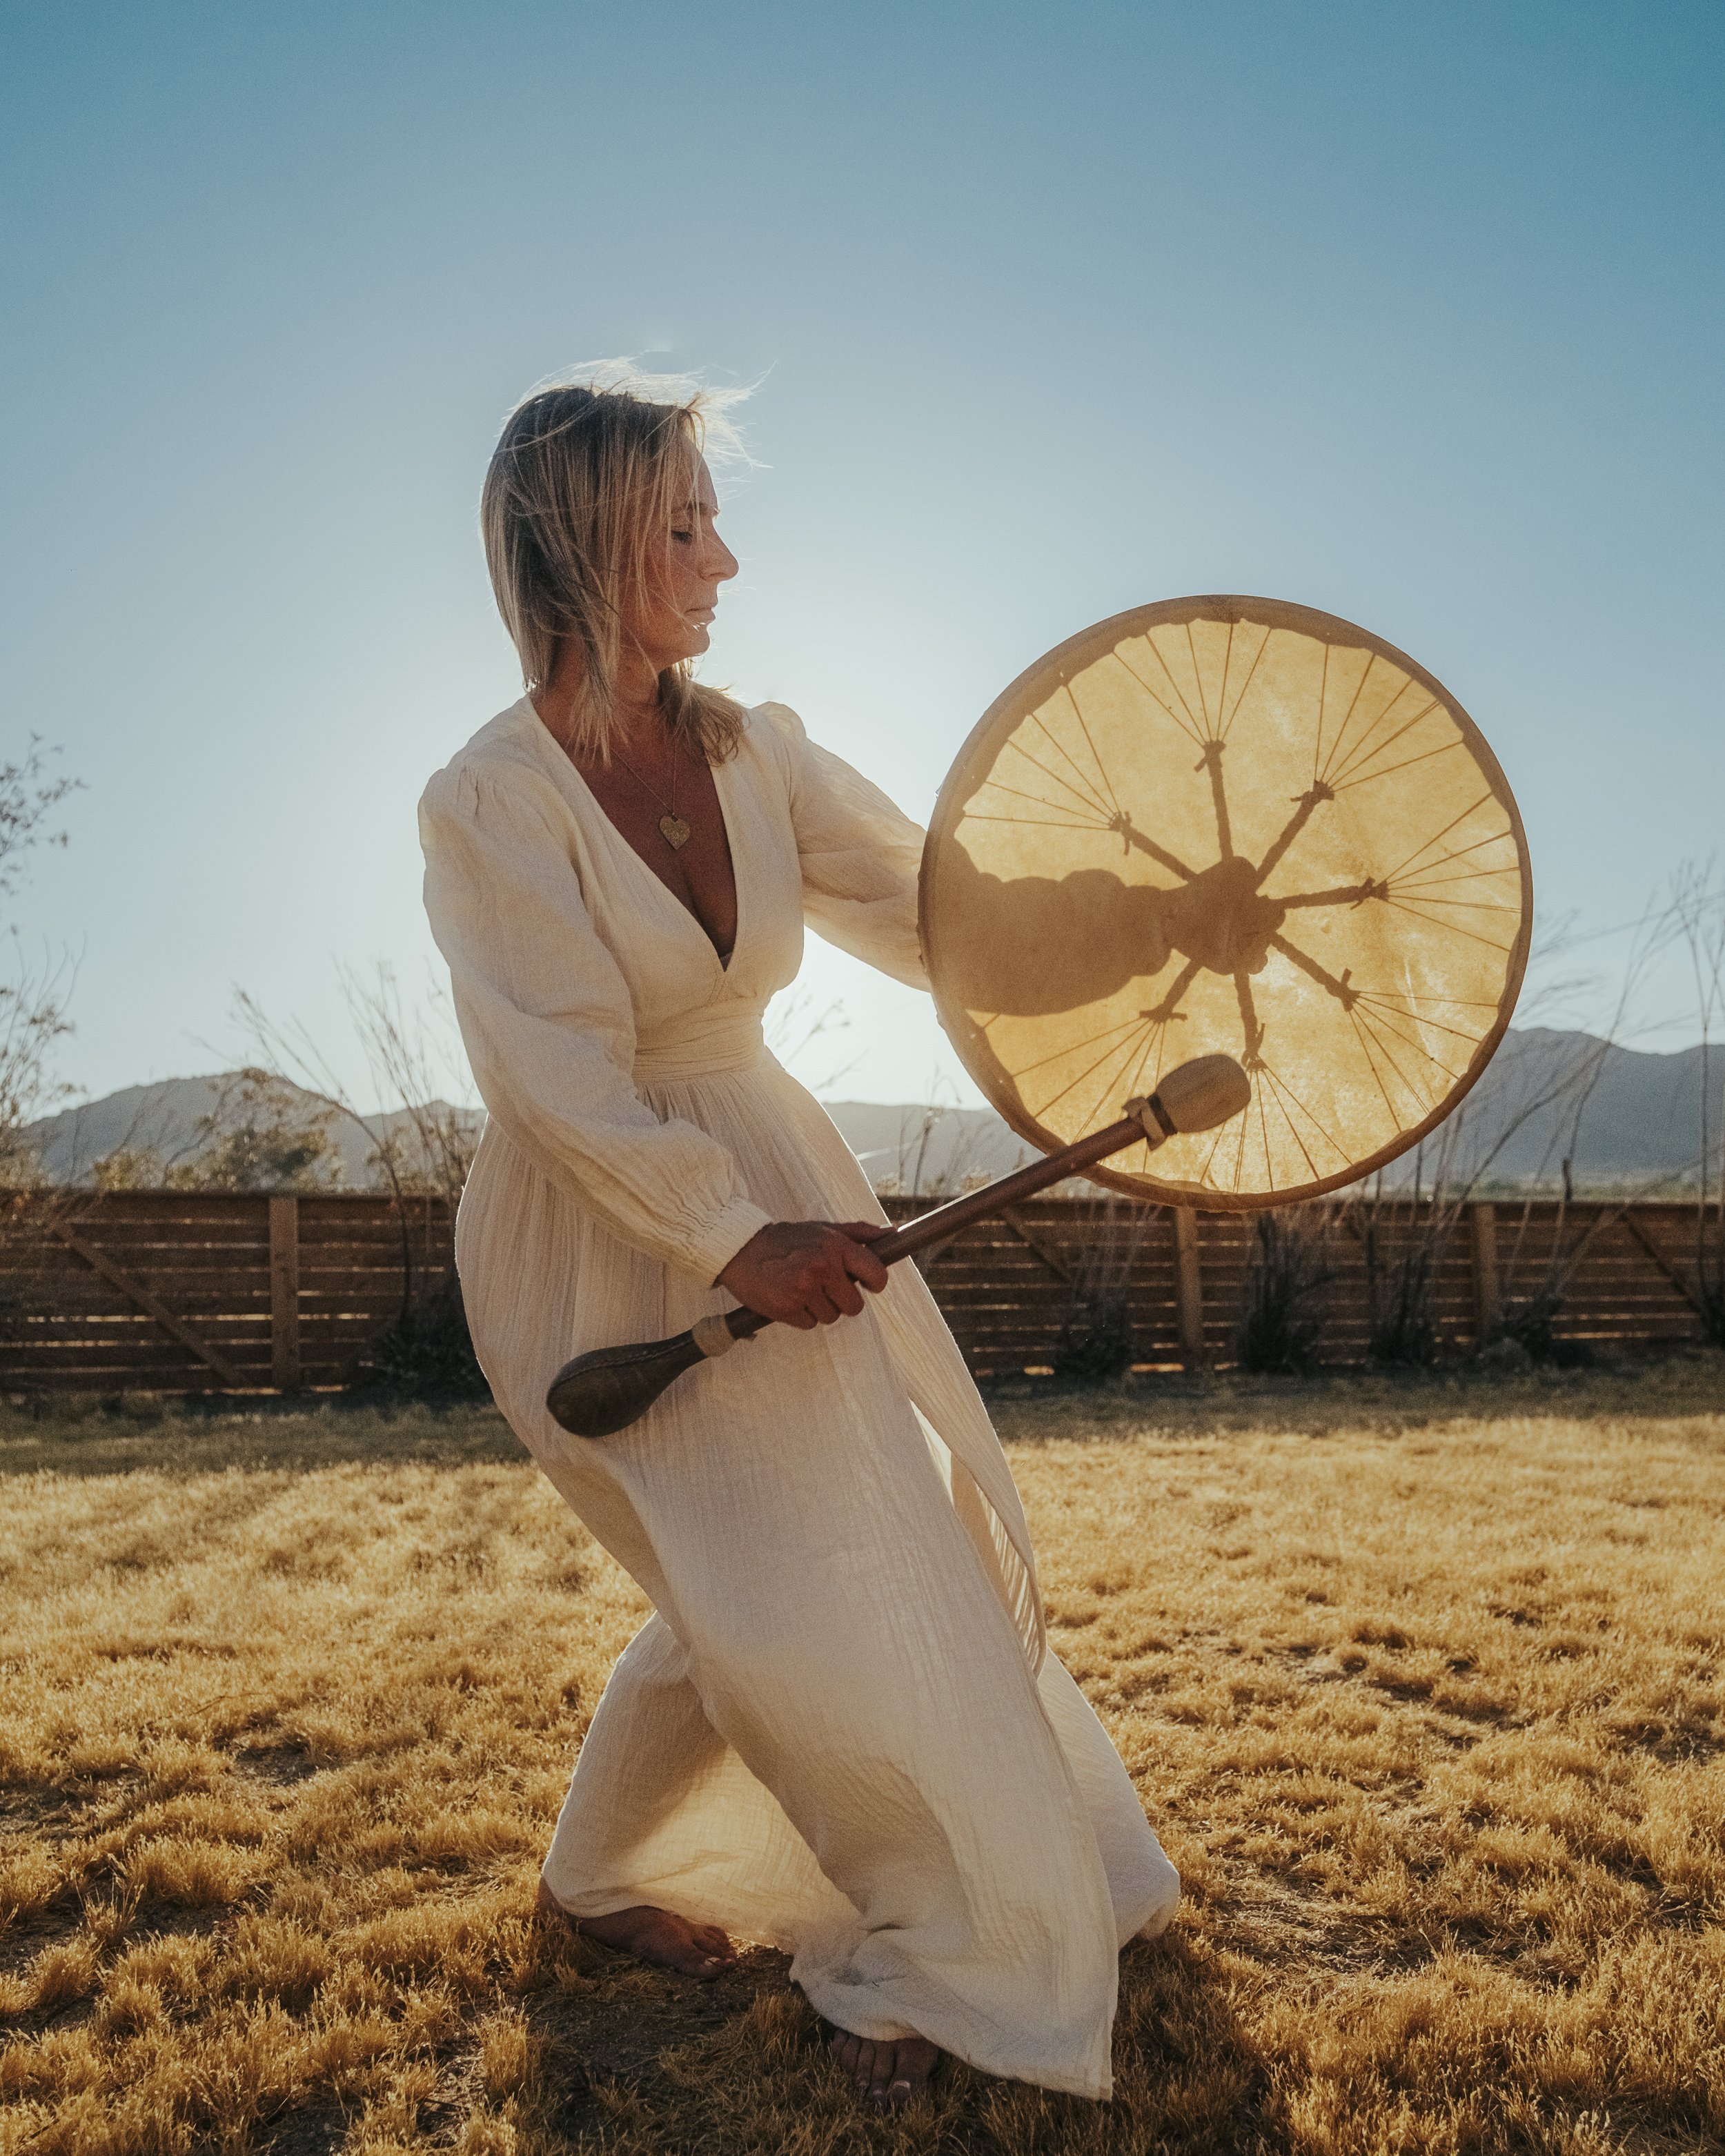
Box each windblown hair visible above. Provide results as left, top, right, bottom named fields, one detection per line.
left=481, top=366, right=747, bottom=763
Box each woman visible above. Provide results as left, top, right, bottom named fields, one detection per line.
left=419, top=373, right=1181, bottom=2112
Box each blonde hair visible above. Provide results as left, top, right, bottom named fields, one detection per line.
left=481, top=364, right=748, bottom=762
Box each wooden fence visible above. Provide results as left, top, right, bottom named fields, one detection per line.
left=905, top=1196, right=1715, bottom=1374
left=0, top=1193, right=454, bottom=1395
left=1, top=1189, right=1715, bottom=1396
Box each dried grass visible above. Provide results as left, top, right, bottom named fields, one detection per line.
left=1, top=1362, right=1722, bottom=2153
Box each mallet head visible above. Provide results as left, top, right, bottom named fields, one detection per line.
left=1129, top=1053, right=1252, bottom=1145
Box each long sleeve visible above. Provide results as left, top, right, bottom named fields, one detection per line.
left=756, top=703, right=929, bottom=990
left=419, top=764, right=771, bottom=1283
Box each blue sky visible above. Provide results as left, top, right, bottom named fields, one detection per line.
left=4, top=1, right=1720, bottom=1111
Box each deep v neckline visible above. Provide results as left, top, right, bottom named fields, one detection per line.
left=535, top=709, right=744, bottom=973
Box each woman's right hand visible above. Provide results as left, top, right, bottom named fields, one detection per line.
left=716, top=1220, right=890, bottom=1329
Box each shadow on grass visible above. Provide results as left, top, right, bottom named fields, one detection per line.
left=2, top=1351, right=1719, bottom=1482
left=989, top=1349, right=1725, bottom=1447
left=0, top=1394, right=527, bottom=1479
left=515, top=1924, right=1268, bottom=2155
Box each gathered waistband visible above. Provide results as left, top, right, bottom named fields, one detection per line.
left=633, top=1006, right=767, bottom=1085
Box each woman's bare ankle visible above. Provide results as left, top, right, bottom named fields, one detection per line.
left=536, top=1883, right=736, bottom=1979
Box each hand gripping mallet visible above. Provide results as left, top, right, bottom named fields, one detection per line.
left=544, top=1051, right=1250, bottom=1438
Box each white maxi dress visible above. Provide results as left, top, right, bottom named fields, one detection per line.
left=419, top=695, right=1180, bottom=2100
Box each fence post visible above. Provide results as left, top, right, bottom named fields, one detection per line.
left=1470, top=1201, right=1499, bottom=1344
left=269, top=1196, right=302, bottom=1392
left=1173, top=1207, right=1207, bottom=1368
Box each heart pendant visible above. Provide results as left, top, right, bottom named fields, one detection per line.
left=658, top=812, right=692, bottom=851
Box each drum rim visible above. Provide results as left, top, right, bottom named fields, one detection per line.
left=920, top=593, right=1534, bottom=1211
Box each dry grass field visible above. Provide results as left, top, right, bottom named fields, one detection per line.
left=1, top=1361, right=1722, bottom=2155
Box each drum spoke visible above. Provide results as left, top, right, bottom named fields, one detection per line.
left=1383, top=893, right=1520, bottom=915
left=994, top=738, right=1116, bottom=822
left=1252, top=782, right=1337, bottom=884
left=1197, top=740, right=1233, bottom=853
left=1379, top=793, right=1502, bottom=883
left=1027, top=704, right=1122, bottom=821
left=1234, top=971, right=1265, bottom=1067
left=1218, top=620, right=1272, bottom=743
left=1317, top=671, right=1422, bottom=786
left=1350, top=1005, right=1437, bottom=1120
left=1118, top=1022, right=1167, bottom=1111
left=1255, top=1060, right=1352, bottom=1171
left=1325, top=686, right=1441, bottom=789
left=958, top=812, right=1110, bottom=833
left=1394, top=864, right=1519, bottom=893
left=1332, top=738, right=1463, bottom=793
left=1267, top=933, right=1359, bottom=1009
left=1350, top=993, right=1488, bottom=1046
left=1112, top=815, right=1199, bottom=880
left=1274, top=884, right=1385, bottom=909
left=1183, top=622, right=1219, bottom=739
left=1350, top=988, right=1501, bottom=1010
left=1072, top=1024, right=1161, bottom=1134
left=1057, top=684, right=1130, bottom=821
left=1029, top=1018, right=1158, bottom=1118
left=1383, top=832, right=1518, bottom=887
left=1348, top=1008, right=1418, bottom=1128
left=1193, top=1118, right=1230, bottom=1189
left=969, top=775, right=1116, bottom=825
left=1110, top=646, right=1208, bottom=749
left=1257, top=1067, right=1320, bottom=1182
left=1312, top=644, right=1370, bottom=784
left=1008, top=1013, right=1148, bottom=1081
left=1228, top=1080, right=1254, bottom=1189
left=1379, top=896, right=1517, bottom=953
left=1341, top=1001, right=1467, bottom=1082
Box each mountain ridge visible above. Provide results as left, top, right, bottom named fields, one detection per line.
left=20, top=1027, right=1722, bottom=1196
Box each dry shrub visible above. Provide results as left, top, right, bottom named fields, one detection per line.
left=1234, top=1207, right=1335, bottom=1375
left=352, top=1275, right=491, bottom=1401
left=1, top=1365, right=1722, bottom=2154
left=1053, top=1196, right=1154, bottom=1383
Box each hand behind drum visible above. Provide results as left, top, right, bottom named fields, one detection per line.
left=716, top=1221, right=889, bottom=1329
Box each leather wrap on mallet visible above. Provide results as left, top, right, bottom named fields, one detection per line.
left=544, top=1052, right=1250, bottom=1440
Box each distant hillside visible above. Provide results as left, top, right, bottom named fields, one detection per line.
left=22, top=1075, right=480, bottom=1190
left=1401, top=1029, right=1723, bottom=1189
left=817, top=1100, right=1034, bottom=1191
left=21, top=1073, right=1012, bottom=1196
left=20, top=1028, right=1723, bottom=1196
left=828, top=1029, right=1724, bottom=1196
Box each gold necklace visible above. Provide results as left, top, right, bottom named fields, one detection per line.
left=613, top=740, right=692, bottom=851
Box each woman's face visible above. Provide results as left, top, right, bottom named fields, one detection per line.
left=633, top=455, right=738, bottom=669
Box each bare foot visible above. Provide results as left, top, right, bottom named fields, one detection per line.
left=535, top=1879, right=737, bottom=1979
left=827, top=2024, right=941, bottom=2112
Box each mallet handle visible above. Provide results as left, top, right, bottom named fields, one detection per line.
left=713, top=1109, right=1151, bottom=1352
left=546, top=1058, right=1250, bottom=1435
left=545, top=1101, right=1172, bottom=1436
